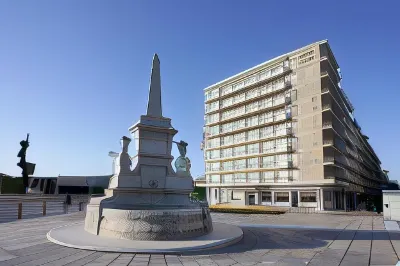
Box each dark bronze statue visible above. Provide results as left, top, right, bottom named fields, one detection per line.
left=17, top=134, right=34, bottom=192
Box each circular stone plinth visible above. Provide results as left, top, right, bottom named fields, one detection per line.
left=47, top=222, right=243, bottom=253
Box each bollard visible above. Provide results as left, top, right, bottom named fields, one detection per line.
left=18, top=203, right=22, bottom=219
left=42, top=201, right=46, bottom=216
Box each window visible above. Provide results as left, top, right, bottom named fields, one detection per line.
left=300, top=192, right=317, bottom=202
left=248, top=172, right=260, bottom=182
left=234, top=173, right=246, bottom=183
left=247, top=143, right=259, bottom=154
left=222, top=161, right=233, bottom=171
left=260, top=126, right=273, bottom=139
left=262, top=171, right=274, bottom=182
left=234, top=159, right=246, bottom=169
left=290, top=58, right=297, bottom=69
left=324, top=191, right=332, bottom=201
left=274, top=192, right=289, bottom=202
left=262, top=156, right=274, bottom=168
left=292, top=105, right=298, bottom=116
left=312, top=96, right=317, bottom=102
left=221, top=85, right=232, bottom=96
left=215, top=189, right=218, bottom=200
left=248, top=129, right=259, bottom=141
left=262, top=192, right=272, bottom=202
left=222, top=135, right=233, bottom=146
left=206, top=113, right=219, bottom=124
left=208, top=175, right=220, bottom=183
left=222, top=97, right=233, bottom=108
left=210, top=162, right=220, bottom=171
left=247, top=158, right=259, bottom=169
left=222, top=174, right=233, bottom=183
left=207, top=138, right=220, bottom=148
left=231, top=191, right=242, bottom=200
left=247, top=115, right=259, bottom=127
left=233, top=133, right=246, bottom=144
left=221, top=148, right=233, bottom=158
left=263, top=140, right=274, bottom=153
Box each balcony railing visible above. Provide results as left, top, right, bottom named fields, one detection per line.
left=323, top=139, right=334, bottom=145
left=322, top=122, right=332, bottom=129
left=322, top=104, right=331, bottom=111
left=324, top=157, right=335, bottom=163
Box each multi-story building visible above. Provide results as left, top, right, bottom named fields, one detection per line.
left=200, top=40, right=388, bottom=211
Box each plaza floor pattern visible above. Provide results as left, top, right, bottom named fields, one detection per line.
left=0, top=212, right=399, bottom=266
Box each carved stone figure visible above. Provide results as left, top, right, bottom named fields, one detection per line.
left=176, top=140, right=188, bottom=157
left=173, top=140, right=191, bottom=176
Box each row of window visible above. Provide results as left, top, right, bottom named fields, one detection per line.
left=261, top=191, right=316, bottom=203
left=206, top=107, right=291, bottom=136
left=204, top=60, right=290, bottom=102
left=205, top=122, right=293, bottom=149
left=206, top=153, right=293, bottom=172
left=205, top=76, right=292, bottom=114
left=208, top=170, right=296, bottom=184
left=205, top=138, right=295, bottom=160
left=205, top=90, right=292, bottom=125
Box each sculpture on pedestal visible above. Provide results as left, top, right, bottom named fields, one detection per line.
left=174, top=140, right=191, bottom=177
left=17, top=133, right=35, bottom=193
left=84, top=54, right=213, bottom=240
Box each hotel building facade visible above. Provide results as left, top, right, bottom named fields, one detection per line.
left=200, top=40, right=388, bottom=211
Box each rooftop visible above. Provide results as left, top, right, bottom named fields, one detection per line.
left=204, top=40, right=329, bottom=92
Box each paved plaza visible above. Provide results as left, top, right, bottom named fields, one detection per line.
left=0, top=212, right=399, bottom=266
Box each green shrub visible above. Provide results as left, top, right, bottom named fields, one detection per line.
left=0, top=176, right=25, bottom=194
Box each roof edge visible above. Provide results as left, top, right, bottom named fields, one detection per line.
left=203, top=39, right=328, bottom=92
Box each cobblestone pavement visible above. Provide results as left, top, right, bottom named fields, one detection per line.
left=0, top=212, right=399, bottom=266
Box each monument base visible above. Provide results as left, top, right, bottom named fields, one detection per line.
left=84, top=189, right=213, bottom=240
left=47, top=222, right=243, bottom=253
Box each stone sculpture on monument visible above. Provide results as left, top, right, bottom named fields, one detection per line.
left=47, top=54, right=242, bottom=253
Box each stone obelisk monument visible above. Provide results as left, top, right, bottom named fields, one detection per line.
left=84, top=54, right=213, bottom=240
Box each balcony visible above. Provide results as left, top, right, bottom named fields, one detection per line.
left=322, top=122, right=333, bottom=129
left=322, top=104, right=331, bottom=111
left=323, top=156, right=335, bottom=163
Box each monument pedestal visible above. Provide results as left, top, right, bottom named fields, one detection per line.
left=84, top=188, right=213, bottom=240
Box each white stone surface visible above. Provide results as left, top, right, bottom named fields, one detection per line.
left=48, top=222, right=242, bottom=253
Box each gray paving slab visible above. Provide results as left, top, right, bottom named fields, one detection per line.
left=1, top=212, right=400, bottom=265
left=0, top=248, right=16, bottom=262
left=84, top=253, right=121, bottom=266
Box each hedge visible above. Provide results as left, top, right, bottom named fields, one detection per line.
left=210, top=204, right=287, bottom=215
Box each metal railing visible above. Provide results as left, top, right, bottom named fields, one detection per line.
left=0, top=194, right=89, bottom=223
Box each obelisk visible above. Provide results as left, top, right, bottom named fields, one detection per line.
left=147, top=54, right=162, bottom=117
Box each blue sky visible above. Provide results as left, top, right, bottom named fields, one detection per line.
left=0, top=1, right=399, bottom=180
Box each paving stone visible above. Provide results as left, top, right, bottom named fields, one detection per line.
left=276, top=257, right=309, bottom=265
left=65, top=252, right=107, bottom=266
left=210, top=254, right=237, bottom=266
left=109, top=254, right=135, bottom=265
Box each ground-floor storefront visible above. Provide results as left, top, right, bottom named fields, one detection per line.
left=204, top=185, right=383, bottom=211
